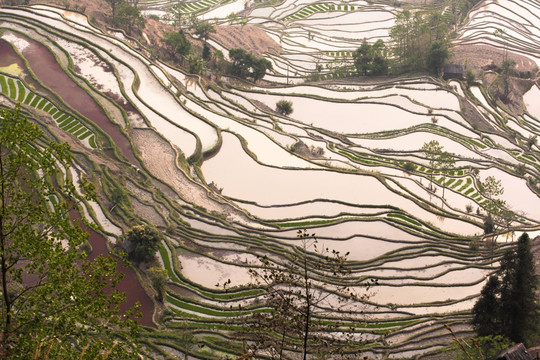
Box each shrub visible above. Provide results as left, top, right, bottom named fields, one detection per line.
left=276, top=100, right=293, bottom=115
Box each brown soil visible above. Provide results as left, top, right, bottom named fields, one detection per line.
left=130, top=128, right=256, bottom=226
left=450, top=44, right=538, bottom=73
left=213, top=24, right=282, bottom=56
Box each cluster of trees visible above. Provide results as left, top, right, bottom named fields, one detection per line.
left=160, top=19, right=272, bottom=81
left=352, top=39, right=389, bottom=76
left=390, top=8, right=451, bottom=74
left=229, top=48, right=273, bottom=82
left=472, top=232, right=539, bottom=346
left=0, top=106, right=140, bottom=359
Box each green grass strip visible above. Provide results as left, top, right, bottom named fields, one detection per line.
left=16, top=81, right=25, bottom=102
left=24, top=92, right=34, bottom=105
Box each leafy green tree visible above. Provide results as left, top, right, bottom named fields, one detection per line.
left=353, top=39, right=388, bottom=76
left=427, top=40, right=450, bottom=75
left=187, top=54, right=206, bottom=75
left=162, top=31, right=192, bottom=60
left=471, top=233, right=539, bottom=345
left=248, top=230, right=373, bottom=360
left=0, top=105, right=139, bottom=359
left=116, top=3, right=145, bottom=33
left=193, top=20, right=216, bottom=43
left=126, top=225, right=162, bottom=264
left=276, top=99, right=293, bottom=115
left=465, top=69, right=476, bottom=88
left=421, top=140, right=443, bottom=190
left=228, top=48, right=272, bottom=81
left=353, top=39, right=372, bottom=76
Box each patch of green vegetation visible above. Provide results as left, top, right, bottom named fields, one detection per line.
left=387, top=213, right=422, bottom=226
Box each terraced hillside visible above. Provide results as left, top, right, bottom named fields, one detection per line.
left=1, top=1, right=540, bottom=358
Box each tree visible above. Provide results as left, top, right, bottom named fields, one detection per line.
left=148, top=266, right=168, bottom=302
left=162, top=31, right=192, bottom=60
left=471, top=233, right=539, bottom=345
left=437, top=151, right=455, bottom=199
left=0, top=105, right=139, bottom=359
left=248, top=230, right=373, bottom=360
left=499, top=233, right=539, bottom=344
left=276, top=99, right=293, bottom=116
left=116, top=3, right=145, bottom=34
left=193, top=20, right=216, bottom=43
left=471, top=276, right=501, bottom=336
left=126, top=225, right=162, bottom=264
left=480, top=176, right=514, bottom=238
left=228, top=48, right=272, bottom=81
left=105, top=0, right=125, bottom=24
left=421, top=140, right=443, bottom=190
left=426, top=40, right=450, bottom=75
left=353, top=39, right=388, bottom=76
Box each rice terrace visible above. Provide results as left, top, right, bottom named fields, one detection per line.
left=1, top=0, right=540, bottom=358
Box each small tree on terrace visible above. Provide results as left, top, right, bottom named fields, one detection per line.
left=229, top=48, right=272, bottom=81
left=126, top=224, right=162, bottom=264
left=162, top=31, right=192, bottom=61
left=276, top=99, right=293, bottom=116
left=421, top=140, right=443, bottom=190
left=193, top=20, right=216, bottom=43
left=438, top=150, right=455, bottom=199
left=248, top=230, right=374, bottom=360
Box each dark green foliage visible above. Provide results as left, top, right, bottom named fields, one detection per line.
left=202, top=43, right=211, bottom=61
left=105, top=0, right=125, bottom=23
left=0, top=105, right=139, bottom=359
left=228, top=48, right=273, bottom=81
left=471, top=233, right=539, bottom=345
left=353, top=39, right=388, bottom=76
left=162, top=31, right=192, bottom=59
left=402, top=162, right=416, bottom=173
left=127, top=225, right=163, bottom=264
left=276, top=99, right=293, bottom=115
left=427, top=40, right=450, bottom=75
left=390, top=9, right=450, bottom=73
left=483, top=214, right=494, bottom=234
left=499, top=233, right=539, bottom=344
left=472, top=276, right=501, bottom=336
left=466, top=69, right=476, bottom=88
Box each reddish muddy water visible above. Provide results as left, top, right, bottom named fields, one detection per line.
left=0, top=37, right=154, bottom=327
left=11, top=32, right=139, bottom=166
left=86, top=227, right=155, bottom=327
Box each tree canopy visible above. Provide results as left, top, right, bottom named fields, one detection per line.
left=126, top=225, right=162, bottom=264
left=0, top=105, right=139, bottom=359
left=472, top=232, right=539, bottom=345
left=228, top=48, right=273, bottom=81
